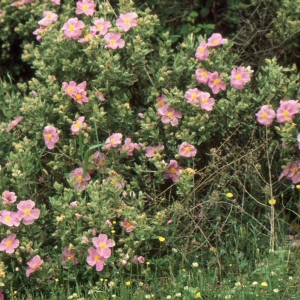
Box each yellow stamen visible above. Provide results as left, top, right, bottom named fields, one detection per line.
left=236, top=74, right=242, bottom=80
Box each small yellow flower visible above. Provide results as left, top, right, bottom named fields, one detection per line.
left=111, top=230, right=116, bottom=234
left=146, top=262, right=150, bottom=265
left=55, top=278, right=59, bottom=282
left=296, top=184, right=300, bottom=189
left=14, top=291, right=17, bottom=295
left=273, top=289, right=279, bottom=293
left=113, top=221, right=117, bottom=224
left=268, top=199, right=276, bottom=205
left=261, top=282, right=268, bottom=287
left=185, top=168, right=196, bottom=174
left=226, top=192, right=233, bottom=198
left=125, top=281, right=131, bottom=286
left=195, top=292, right=201, bottom=298
left=182, top=268, right=186, bottom=272
left=158, top=236, right=165, bottom=242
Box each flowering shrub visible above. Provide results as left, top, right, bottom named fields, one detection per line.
left=1, top=0, right=300, bottom=298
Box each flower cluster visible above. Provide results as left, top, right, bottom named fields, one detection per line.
left=156, top=95, right=182, bottom=126
left=60, top=2, right=137, bottom=47
left=33, top=10, right=58, bottom=41
left=0, top=190, right=41, bottom=277
left=256, top=100, right=300, bottom=126
left=87, top=234, right=115, bottom=271
left=62, top=81, right=89, bottom=104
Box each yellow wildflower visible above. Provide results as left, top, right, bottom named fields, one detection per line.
left=268, top=199, right=276, bottom=205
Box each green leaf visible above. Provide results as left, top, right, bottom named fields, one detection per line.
left=189, top=11, right=198, bottom=18
left=179, top=24, right=191, bottom=35
left=200, top=8, right=210, bottom=18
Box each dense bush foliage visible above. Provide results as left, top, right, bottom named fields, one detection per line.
left=1, top=0, right=300, bottom=299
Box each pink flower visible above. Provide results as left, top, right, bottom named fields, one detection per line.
left=76, top=0, right=96, bottom=16
left=138, top=256, right=145, bottom=263
left=105, top=219, right=112, bottom=226
left=164, top=160, right=183, bottom=182
left=11, top=0, right=25, bottom=6
left=195, top=68, right=210, bottom=85
left=17, top=200, right=40, bottom=225
left=82, top=236, right=89, bottom=243
left=92, top=234, right=115, bottom=258
left=86, top=247, right=106, bottom=271
left=208, top=72, right=226, bottom=94
left=255, top=105, right=276, bottom=126
left=96, top=91, right=105, bottom=101
left=103, top=174, right=125, bottom=189
left=70, top=167, right=91, bottom=190
left=156, top=94, right=167, bottom=108
left=90, top=151, right=106, bottom=172
left=199, top=91, right=215, bottom=111
left=158, top=106, right=182, bottom=126
left=26, top=255, right=44, bottom=277
left=297, top=134, right=300, bottom=149
left=132, top=255, right=145, bottom=264
left=43, top=125, right=59, bottom=149
left=0, top=210, right=20, bottom=227
left=145, top=145, right=164, bottom=158
left=71, top=116, right=87, bottom=135
left=279, top=161, right=300, bottom=184
left=61, top=247, right=78, bottom=266
left=78, top=32, right=96, bottom=43
left=33, top=26, right=46, bottom=41
left=50, top=0, right=60, bottom=4
left=0, top=234, right=19, bottom=254
left=207, top=33, right=228, bottom=47
left=90, top=18, right=111, bottom=35
left=32, top=90, right=38, bottom=97
left=103, top=133, right=123, bottom=150
left=230, top=66, right=251, bottom=89
left=120, top=138, right=139, bottom=156
left=70, top=201, right=78, bottom=208
left=104, top=33, right=125, bottom=49
left=179, top=142, right=197, bottom=158
left=185, top=88, right=201, bottom=105
left=116, top=12, right=138, bottom=32
left=63, top=81, right=88, bottom=104
left=0, top=289, right=3, bottom=300
left=62, top=18, right=85, bottom=39
left=195, top=41, right=210, bottom=60
left=38, top=11, right=58, bottom=26
left=2, top=190, right=17, bottom=205
left=167, top=219, right=173, bottom=225
left=276, top=100, right=300, bottom=123
left=7, top=116, right=23, bottom=132
left=62, top=81, right=77, bottom=96
left=121, top=218, right=135, bottom=232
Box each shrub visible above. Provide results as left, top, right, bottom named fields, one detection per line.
left=1, top=0, right=300, bottom=298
